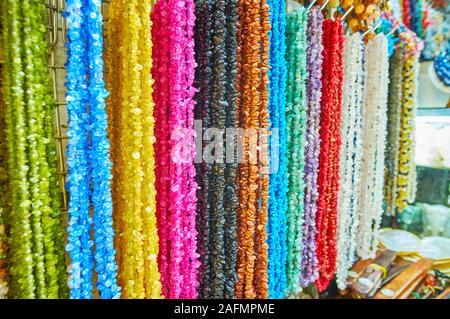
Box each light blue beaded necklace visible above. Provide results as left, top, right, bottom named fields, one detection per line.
left=65, top=0, right=120, bottom=299
left=267, top=0, right=288, bottom=299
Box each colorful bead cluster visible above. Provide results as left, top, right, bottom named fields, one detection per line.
left=2, top=0, right=67, bottom=298
left=106, top=0, right=162, bottom=298
left=382, top=12, right=423, bottom=217
left=0, top=0, right=429, bottom=299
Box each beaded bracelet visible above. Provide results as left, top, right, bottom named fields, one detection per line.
left=285, top=7, right=308, bottom=297
left=267, top=0, right=288, bottom=299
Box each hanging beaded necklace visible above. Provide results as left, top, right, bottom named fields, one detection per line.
left=384, top=48, right=405, bottom=216
left=2, top=0, right=67, bottom=298
left=285, top=7, right=308, bottom=296
left=151, top=0, right=199, bottom=299
left=193, top=0, right=239, bottom=299
left=267, top=0, right=288, bottom=299
left=336, top=33, right=365, bottom=290
left=235, top=0, right=270, bottom=299
left=106, top=0, right=162, bottom=298
left=357, top=34, right=390, bottom=259
left=66, top=0, right=121, bottom=299
left=301, top=6, right=324, bottom=288
left=315, top=18, right=344, bottom=293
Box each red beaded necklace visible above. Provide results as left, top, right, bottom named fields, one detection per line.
left=315, top=19, right=344, bottom=293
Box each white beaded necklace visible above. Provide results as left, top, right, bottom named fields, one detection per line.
left=336, top=33, right=365, bottom=290
left=357, top=34, right=390, bottom=260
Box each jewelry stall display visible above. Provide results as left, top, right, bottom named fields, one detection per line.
left=0, top=0, right=433, bottom=300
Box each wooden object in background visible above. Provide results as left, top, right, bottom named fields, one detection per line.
left=350, top=250, right=397, bottom=298
left=374, top=258, right=433, bottom=299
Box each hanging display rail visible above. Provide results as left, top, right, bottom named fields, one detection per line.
left=42, top=0, right=110, bottom=211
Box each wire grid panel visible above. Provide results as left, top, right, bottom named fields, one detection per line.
left=46, top=0, right=110, bottom=211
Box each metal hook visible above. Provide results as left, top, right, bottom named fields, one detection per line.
left=340, top=5, right=354, bottom=21
left=386, top=26, right=398, bottom=37
left=362, top=20, right=382, bottom=37
left=47, top=0, right=59, bottom=48
left=320, top=0, right=330, bottom=11
left=307, top=0, right=318, bottom=12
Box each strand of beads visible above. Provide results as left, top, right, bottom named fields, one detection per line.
left=2, top=0, right=67, bottom=298
left=222, top=0, right=239, bottom=299
left=0, top=21, right=9, bottom=297
left=401, top=0, right=411, bottom=29
left=300, top=6, right=323, bottom=289
left=65, top=0, right=93, bottom=298
left=235, top=0, right=270, bottom=299
left=152, top=0, right=199, bottom=299
left=336, top=33, right=365, bottom=290
left=255, top=0, right=270, bottom=299
left=151, top=0, right=171, bottom=297
left=396, top=50, right=420, bottom=212
left=285, top=7, right=307, bottom=297
left=200, top=0, right=226, bottom=298
left=182, top=0, right=200, bottom=299
left=106, top=0, right=162, bottom=298
left=65, top=0, right=120, bottom=299
left=384, top=48, right=405, bottom=216
left=357, top=34, right=390, bottom=259
left=193, top=0, right=213, bottom=299
left=315, top=19, right=344, bottom=293
left=267, top=0, right=288, bottom=299
left=235, top=0, right=248, bottom=299
left=194, top=0, right=240, bottom=299
left=86, top=0, right=121, bottom=298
